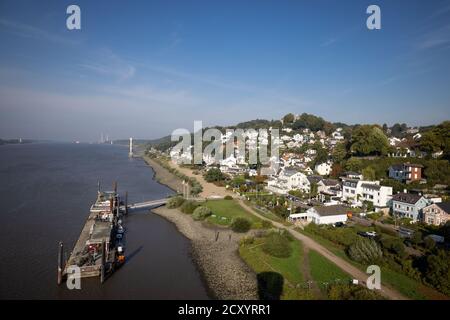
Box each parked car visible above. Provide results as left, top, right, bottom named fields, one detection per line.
left=357, top=231, right=377, bottom=238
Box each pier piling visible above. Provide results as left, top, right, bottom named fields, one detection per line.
left=100, top=239, right=106, bottom=284
left=57, top=242, right=64, bottom=285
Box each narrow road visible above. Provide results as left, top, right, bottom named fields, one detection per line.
left=237, top=200, right=409, bottom=300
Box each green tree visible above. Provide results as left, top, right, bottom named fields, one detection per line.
left=344, top=157, right=363, bottom=172
left=351, top=125, right=389, bottom=156
left=348, top=238, right=383, bottom=264
left=362, top=166, right=376, bottom=181
left=231, top=217, right=251, bottom=233
left=282, top=113, right=295, bottom=124
left=231, top=175, right=246, bottom=188
left=204, top=167, right=225, bottom=182
left=262, top=233, right=293, bottom=258
left=332, top=142, right=347, bottom=164
left=192, top=206, right=212, bottom=220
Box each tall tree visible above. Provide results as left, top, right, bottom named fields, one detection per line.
left=332, top=142, right=347, bottom=164
left=282, top=113, right=295, bottom=124
left=351, top=125, right=389, bottom=156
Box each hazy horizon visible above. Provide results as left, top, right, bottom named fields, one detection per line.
left=1, top=0, right=450, bottom=141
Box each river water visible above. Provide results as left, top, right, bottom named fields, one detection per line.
left=0, top=143, right=209, bottom=299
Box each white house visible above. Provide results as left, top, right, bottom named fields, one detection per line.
left=293, top=134, right=304, bottom=143
left=266, top=169, right=310, bottom=195
left=360, top=183, right=393, bottom=209
left=331, top=128, right=344, bottom=140
left=315, top=162, right=332, bottom=176
left=288, top=205, right=349, bottom=225
left=342, top=179, right=392, bottom=208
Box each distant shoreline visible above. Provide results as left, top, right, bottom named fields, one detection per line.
left=142, top=155, right=258, bottom=300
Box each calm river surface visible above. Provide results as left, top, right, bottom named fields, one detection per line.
left=0, top=143, right=209, bottom=299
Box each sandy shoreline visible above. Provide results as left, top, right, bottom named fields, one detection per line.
left=142, top=156, right=258, bottom=299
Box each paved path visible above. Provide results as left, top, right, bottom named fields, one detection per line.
left=237, top=200, right=409, bottom=300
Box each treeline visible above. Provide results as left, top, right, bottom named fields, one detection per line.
left=0, top=139, right=32, bottom=145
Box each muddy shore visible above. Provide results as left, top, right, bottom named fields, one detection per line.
left=143, top=156, right=258, bottom=299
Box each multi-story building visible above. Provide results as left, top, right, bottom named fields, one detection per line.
left=342, top=179, right=392, bottom=209
left=391, top=192, right=429, bottom=221
left=360, top=183, right=393, bottom=208
left=388, top=162, right=423, bottom=183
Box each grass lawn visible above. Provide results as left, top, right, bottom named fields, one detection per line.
left=308, top=250, right=351, bottom=293
left=239, top=237, right=313, bottom=299
left=204, top=199, right=263, bottom=228
left=246, top=201, right=286, bottom=223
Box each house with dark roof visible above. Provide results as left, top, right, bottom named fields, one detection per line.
left=388, top=162, right=424, bottom=183
left=423, top=202, right=450, bottom=226
left=288, top=205, right=350, bottom=225
left=317, top=179, right=342, bottom=201
left=391, top=192, right=429, bottom=221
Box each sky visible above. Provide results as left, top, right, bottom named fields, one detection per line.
left=0, top=0, right=449, bottom=141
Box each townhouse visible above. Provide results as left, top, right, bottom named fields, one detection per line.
left=391, top=192, right=429, bottom=222
left=422, top=202, right=450, bottom=226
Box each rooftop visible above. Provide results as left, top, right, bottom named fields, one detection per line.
left=436, top=202, right=450, bottom=214
left=361, top=183, right=381, bottom=190
left=392, top=192, right=423, bottom=205
left=313, top=205, right=350, bottom=217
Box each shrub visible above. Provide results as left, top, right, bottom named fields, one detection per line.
left=180, top=200, right=199, bottom=214
left=204, top=168, right=224, bottom=182
left=424, top=237, right=436, bottom=250
left=240, top=236, right=255, bottom=246
left=348, top=238, right=382, bottom=264
left=224, top=195, right=233, bottom=200
left=279, top=229, right=294, bottom=242
left=166, top=196, right=185, bottom=209
left=425, top=250, right=450, bottom=295
left=192, top=206, right=212, bottom=221
left=231, top=217, right=252, bottom=233
left=262, top=220, right=273, bottom=229
left=328, top=284, right=385, bottom=300
left=262, top=233, right=293, bottom=258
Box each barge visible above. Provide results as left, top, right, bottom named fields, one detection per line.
left=58, top=183, right=126, bottom=284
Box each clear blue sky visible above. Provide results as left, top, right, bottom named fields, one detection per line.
left=1, top=0, right=449, bottom=141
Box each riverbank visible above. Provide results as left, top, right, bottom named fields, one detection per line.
left=142, top=156, right=182, bottom=193
left=152, top=206, right=258, bottom=299
left=143, top=155, right=258, bottom=299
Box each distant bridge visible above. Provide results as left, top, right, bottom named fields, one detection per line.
left=124, top=198, right=168, bottom=211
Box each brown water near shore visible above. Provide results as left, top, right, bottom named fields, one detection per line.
left=144, top=156, right=258, bottom=299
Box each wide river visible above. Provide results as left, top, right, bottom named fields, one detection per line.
left=0, top=143, right=209, bottom=299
